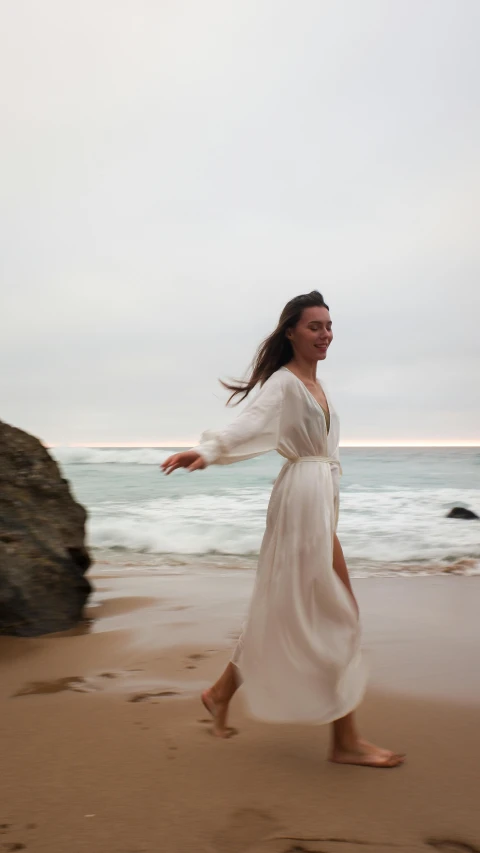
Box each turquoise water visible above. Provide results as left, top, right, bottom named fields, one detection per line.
left=51, top=447, right=480, bottom=576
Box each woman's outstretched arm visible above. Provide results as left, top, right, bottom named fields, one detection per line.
left=162, top=371, right=284, bottom=474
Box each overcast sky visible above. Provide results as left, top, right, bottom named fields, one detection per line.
left=1, top=0, right=479, bottom=446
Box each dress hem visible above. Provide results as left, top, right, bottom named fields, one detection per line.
left=241, top=681, right=367, bottom=727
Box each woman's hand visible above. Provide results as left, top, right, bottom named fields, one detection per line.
left=161, top=450, right=206, bottom=475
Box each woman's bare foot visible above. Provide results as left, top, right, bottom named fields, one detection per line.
left=329, top=738, right=405, bottom=768
left=201, top=688, right=236, bottom=738
left=201, top=662, right=240, bottom=738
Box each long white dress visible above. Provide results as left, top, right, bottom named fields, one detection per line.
left=195, top=366, right=367, bottom=724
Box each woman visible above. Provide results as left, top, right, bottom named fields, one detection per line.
left=162, top=291, right=404, bottom=768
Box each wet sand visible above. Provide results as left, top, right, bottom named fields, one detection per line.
left=1, top=572, right=480, bottom=853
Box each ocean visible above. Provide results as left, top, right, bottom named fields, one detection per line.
left=50, top=447, right=480, bottom=578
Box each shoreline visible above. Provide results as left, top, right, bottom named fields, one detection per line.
left=90, top=548, right=480, bottom=578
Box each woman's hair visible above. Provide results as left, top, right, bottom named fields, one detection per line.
left=221, top=290, right=329, bottom=405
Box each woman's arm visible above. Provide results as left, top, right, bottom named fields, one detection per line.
left=162, top=371, right=284, bottom=474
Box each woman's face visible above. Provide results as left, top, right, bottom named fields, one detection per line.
left=287, top=306, right=333, bottom=361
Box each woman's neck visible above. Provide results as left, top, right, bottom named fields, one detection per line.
left=287, top=356, right=318, bottom=384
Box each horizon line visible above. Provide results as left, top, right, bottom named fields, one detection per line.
left=46, top=440, right=480, bottom=449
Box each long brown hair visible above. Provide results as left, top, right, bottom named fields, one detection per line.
left=221, top=290, right=330, bottom=405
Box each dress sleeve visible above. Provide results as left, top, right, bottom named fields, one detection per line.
left=192, top=371, right=284, bottom=466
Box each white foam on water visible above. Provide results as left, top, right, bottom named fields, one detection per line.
left=87, top=490, right=268, bottom=556
left=83, top=486, right=480, bottom=572
left=51, top=447, right=172, bottom=466
left=337, top=487, right=480, bottom=562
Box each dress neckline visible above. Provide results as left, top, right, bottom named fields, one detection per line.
left=282, top=367, right=331, bottom=435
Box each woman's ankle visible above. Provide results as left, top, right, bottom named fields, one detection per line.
left=331, top=720, right=361, bottom=752
left=331, top=736, right=360, bottom=753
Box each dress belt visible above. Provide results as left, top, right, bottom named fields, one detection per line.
left=284, top=455, right=342, bottom=475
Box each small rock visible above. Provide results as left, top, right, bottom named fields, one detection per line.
left=446, top=507, right=479, bottom=520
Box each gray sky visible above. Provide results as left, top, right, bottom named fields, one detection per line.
left=1, top=0, right=479, bottom=446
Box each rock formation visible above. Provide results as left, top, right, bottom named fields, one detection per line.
left=0, top=421, right=92, bottom=636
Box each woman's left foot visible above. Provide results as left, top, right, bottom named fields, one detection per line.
left=201, top=688, right=236, bottom=739
left=329, top=738, right=405, bottom=768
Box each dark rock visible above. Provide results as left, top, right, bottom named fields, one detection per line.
left=0, top=421, right=92, bottom=636
left=446, top=507, right=479, bottom=520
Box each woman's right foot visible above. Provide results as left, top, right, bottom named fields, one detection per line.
left=201, top=688, right=235, bottom=738
left=329, top=738, right=405, bottom=768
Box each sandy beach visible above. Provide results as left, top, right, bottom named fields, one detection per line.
left=1, top=570, right=480, bottom=853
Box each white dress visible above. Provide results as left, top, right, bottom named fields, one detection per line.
left=195, top=366, right=367, bottom=724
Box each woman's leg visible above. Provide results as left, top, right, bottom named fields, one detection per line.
left=330, top=535, right=405, bottom=767
left=330, top=711, right=404, bottom=767
left=201, top=631, right=243, bottom=737
left=203, top=537, right=405, bottom=762
left=201, top=662, right=240, bottom=738
left=332, top=533, right=359, bottom=615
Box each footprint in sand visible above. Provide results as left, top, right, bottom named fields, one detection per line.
left=13, top=671, right=148, bottom=699
left=128, top=690, right=179, bottom=703
left=213, top=808, right=280, bottom=853
left=253, top=842, right=480, bottom=853
left=0, top=823, right=33, bottom=851
left=254, top=840, right=478, bottom=853
left=428, top=843, right=480, bottom=853
left=197, top=717, right=238, bottom=738
left=167, top=746, right=178, bottom=760
left=211, top=817, right=480, bottom=853
left=12, top=677, right=92, bottom=697
left=269, top=844, right=410, bottom=853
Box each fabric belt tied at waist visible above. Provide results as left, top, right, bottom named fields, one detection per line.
left=285, top=455, right=342, bottom=475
